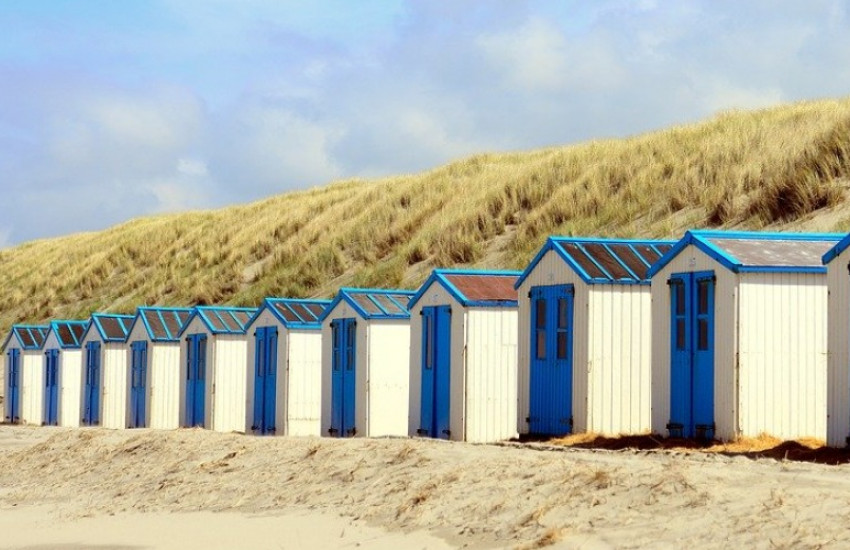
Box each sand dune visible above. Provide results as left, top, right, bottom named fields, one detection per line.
left=1, top=426, right=849, bottom=549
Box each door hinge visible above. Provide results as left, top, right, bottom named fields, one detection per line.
left=416, top=428, right=428, bottom=435
left=441, top=429, right=451, bottom=436
left=346, top=427, right=357, bottom=436
left=327, top=427, right=339, bottom=435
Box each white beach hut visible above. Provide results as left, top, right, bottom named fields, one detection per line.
left=177, top=306, right=258, bottom=431
left=319, top=288, right=415, bottom=438
left=2, top=325, right=49, bottom=425
left=78, top=313, right=134, bottom=428
left=124, top=307, right=194, bottom=430
left=407, top=269, right=521, bottom=443
left=822, top=234, right=850, bottom=446
left=41, top=320, right=88, bottom=427
left=515, top=237, right=675, bottom=438
left=244, top=298, right=331, bottom=436
left=649, top=230, right=840, bottom=442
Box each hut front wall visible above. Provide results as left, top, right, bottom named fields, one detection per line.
left=211, top=334, right=249, bottom=433
left=650, top=244, right=738, bottom=441
left=465, top=307, right=518, bottom=443
left=365, top=321, right=410, bottom=437
left=517, top=249, right=590, bottom=434
left=408, top=282, right=465, bottom=441
left=179, top=316, right=215, bottom=429
left=586, top=285, right=652, bottom=435
left=827, top=249, right=850, bottom=446
left=320, top=302, right=364, bottom=437
left=737, top=272, right=827, bottom=441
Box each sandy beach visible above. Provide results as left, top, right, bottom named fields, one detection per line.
left=1, top=426, right=849, bottom=549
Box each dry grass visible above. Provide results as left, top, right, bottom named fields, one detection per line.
left=3, top=97, right=850, bottom=343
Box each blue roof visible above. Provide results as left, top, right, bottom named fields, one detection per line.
left=83, top=313, right=135, bottom=343
left=516, top=237, right=676, bottom=288
left=130, top=307, right=194, bottom=342
left=2, top=325, right=49, bottom=351
left=318, top=288, right=415, bottom=322
left=648, top=230, right=844, bottom=277
left=46, top=320, right=90, bottom=350
left=409, top=269, right=522, bottom=309
left=823, top=233, right=850, bottom=265
left=249, top=298, right=332, bottom=329
left=178, top=306, right=259, bottom=336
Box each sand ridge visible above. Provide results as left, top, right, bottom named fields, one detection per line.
left=1, top=426, right=850, bottom=549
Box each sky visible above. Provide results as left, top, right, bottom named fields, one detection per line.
left=1, top=0, right=849, bottom=247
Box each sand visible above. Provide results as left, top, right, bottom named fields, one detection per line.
left=1, top=426, right=849, bottom=549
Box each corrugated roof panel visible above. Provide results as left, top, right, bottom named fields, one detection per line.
left=443, top=274, right=518, bottom=303
left=98, top=316, right=131, bottom=341
left=581, top=243, right=632, bottom=280
left=370, top=294, right=406, bottom=315
left=70, top=323, right=87, bottom=345
left=607, top=244, right=650, bottom=279
left=287, top=303, right=313, bottom=322
left=144, top=310, right=169, bottom=340
left=161, top=310, right=190, bottom=340
left=16, top=328, right=35, bottom=348
left=305, top=303, right=326, bottom=319
left=204, top=311, right=228, bottom=332
left=271, top=302, right=301, bottom=323
left=707, top=238, right=839, bottom=268
left=232, top=311, right=254, bottom=330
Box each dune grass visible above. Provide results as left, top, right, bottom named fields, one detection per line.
left=3, top=97, right=850, bottom=340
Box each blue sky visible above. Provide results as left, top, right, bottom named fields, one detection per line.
left=1, top=0, right=849, bottom=246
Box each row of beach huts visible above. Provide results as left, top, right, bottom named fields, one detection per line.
left=6, top=229, right=850, bottom=447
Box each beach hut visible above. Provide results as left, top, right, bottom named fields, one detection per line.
left=822, top=235, right=850, bottom=447
left=2, top=325, right=49, bottom=425
left=42, top=320, right=88, bottom=427
left=407, top=269, right=521, bottom=443
left=515, top=237, right=675, bottom=438
left=124, top=307, right=194, bottom=430
left=319, top=288, right=415, bottom=438
left=244, top=298, right=331, bottom=436
left=177, top=306, right=258, bottom=431
left=648, top=230, right=840, bottom=442
left=79, top=313, right=134, bottom=428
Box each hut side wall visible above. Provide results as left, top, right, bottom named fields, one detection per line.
left=827, top=249, right=850, bottom=446
left=737, top=272, right=828, bottom=440
left=650, top=244, right=738, bottom=441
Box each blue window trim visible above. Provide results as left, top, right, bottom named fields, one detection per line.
left=648, top=230, right=843, bottom=278
left=515, top=237, right=676, bottom=289
left=408, top=269, right=522, bottom=310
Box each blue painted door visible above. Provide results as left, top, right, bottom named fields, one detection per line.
left=185, top=334, right=207, bottom=427
left=419, top=306, right=452, bottom=439
left=330, top=318, right=356, bottom=437
left=83, top=342, right=101, bottom=426
left=528, top=285, right=574, bottom=436
left=252, top=326, right=278, bottom=435
left=6, top=349, right=20, bottom=423
left=668, top=271, right=715, bottom=439
left=130, top=341, right=148, bottom=428
left=44, top=350, right=59, bottom=426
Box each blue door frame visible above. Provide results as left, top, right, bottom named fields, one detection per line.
left=419, top=306, right=452, bottom=439
left=6, top=349, right=21, bottom=423
left=329, top=318, right=356, bottom=437
left=668, top=271, right=715, bottom=439
left=83, top=342, right=101, bottom=426
left=130, top=341, right=148, bottom=428
left=44, top=350, right=59, bottom=426
left=185, top=334, right=207, bottom=427
left=528, top=284, right=574, bottom=436
left=252, top=326, right=278, bottom=435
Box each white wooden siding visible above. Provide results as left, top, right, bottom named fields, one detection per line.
left=650, top=244, right=738, bottom=441
left=286, top=330, right=322, bottom=436
left=737, top=272, right=827, bottom=440
left=149, top=342, right=181, bottom=429
left=827, top=247, right=850, bottom=446
left=210, top=334, right=249, bottom=433
left=517, top=249, right=590, bottom=434
left=101, top=344, right=130, bottom=429
left=59, top=349, right=83, bottom=428
left=586, top=285, right=652, bottom=435
left=364, top=322, right=410, bottom=437
left=465, top=308, right=518, bottom=442
left=15, top=342, right=45, bottom=426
